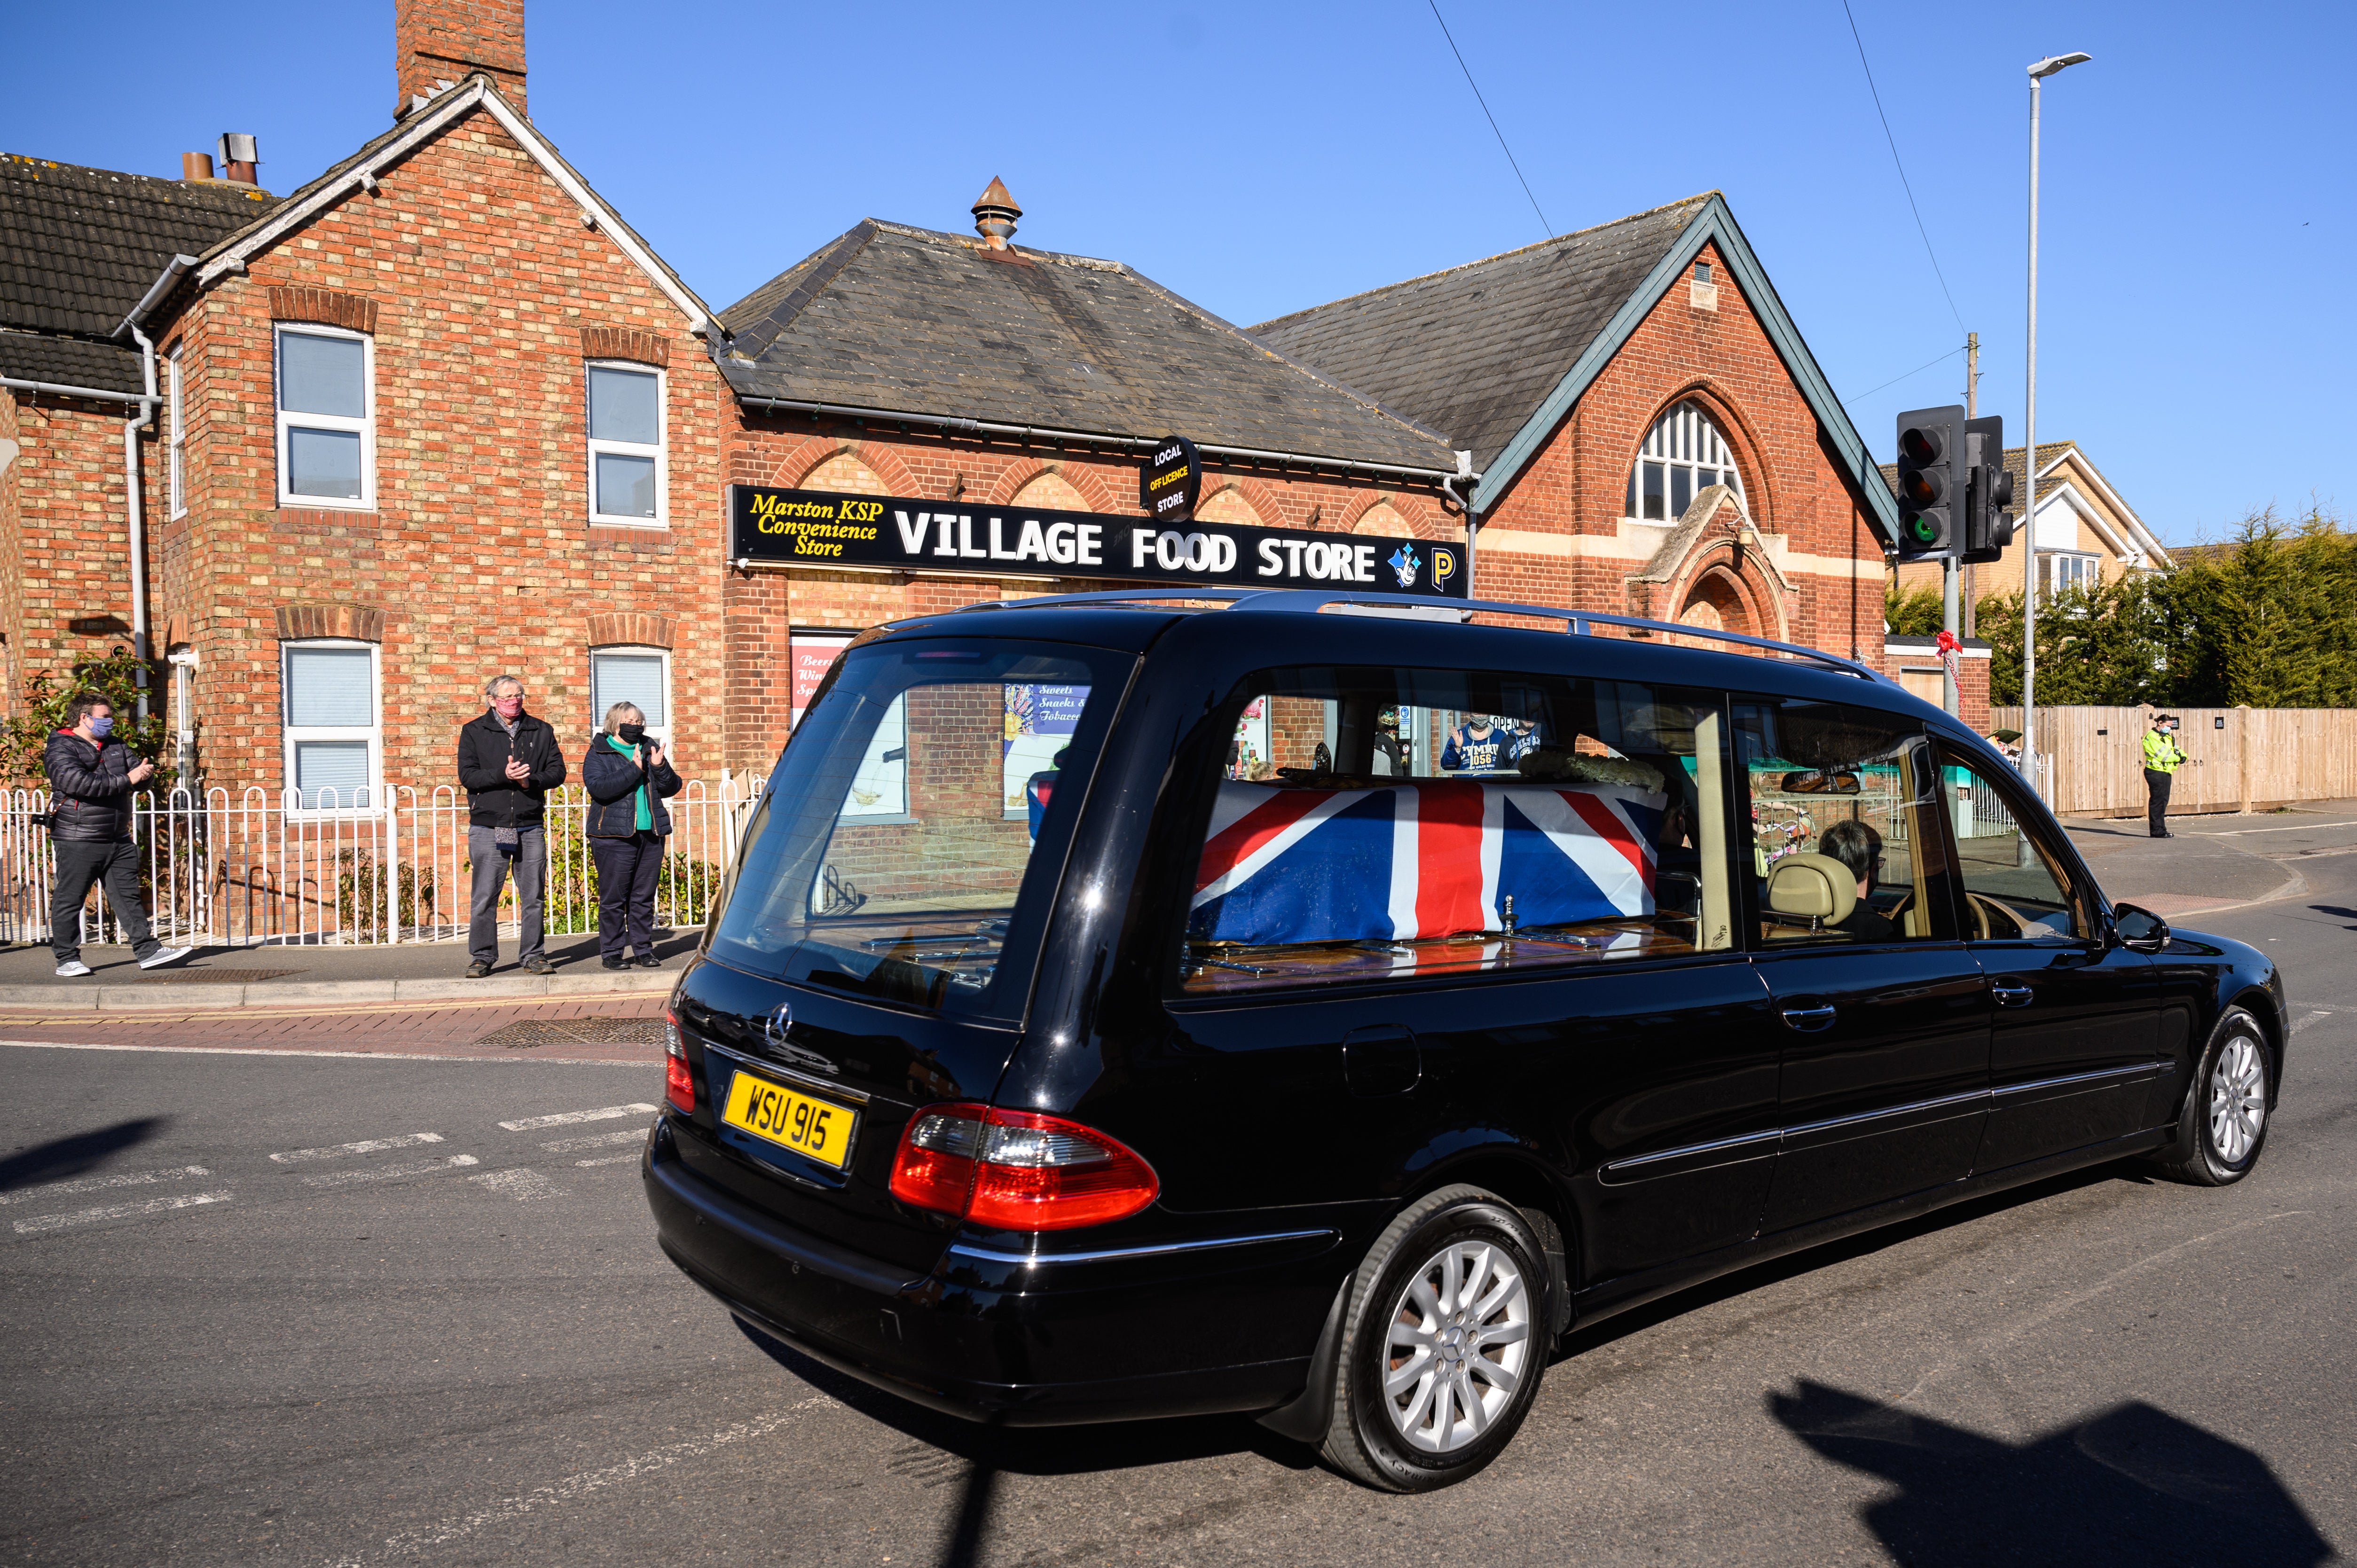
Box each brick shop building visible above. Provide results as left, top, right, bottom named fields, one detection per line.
left=2, top=0, right=1917, bottom=806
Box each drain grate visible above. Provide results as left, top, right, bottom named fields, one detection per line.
left=141, top=968, right=308, bottom=984
left=473, top=1016, right=668, bottom=1050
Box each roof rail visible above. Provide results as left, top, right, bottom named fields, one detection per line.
left=955, top=587, right=1893, bottom=686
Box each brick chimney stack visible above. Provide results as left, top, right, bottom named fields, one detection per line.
left=395, top=0, right=526, bottom=118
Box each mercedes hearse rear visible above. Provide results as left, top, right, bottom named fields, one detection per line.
left=644, top=605, right=1352, bottom=1430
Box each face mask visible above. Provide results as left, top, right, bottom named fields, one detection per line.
left=89, top=715, right=115, bottom=738
left=618, top=723, right=647, bottom=745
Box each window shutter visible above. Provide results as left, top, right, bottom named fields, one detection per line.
left=286, top=646, right=375, bottom=725
left=593, top=652, right=667, bottom=727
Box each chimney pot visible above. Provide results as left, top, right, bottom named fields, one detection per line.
left=971, top=176, right=1021, bottom=251
left=181, top=152, right=216, bottom=182
left=216, top=132, right=259, bottom=185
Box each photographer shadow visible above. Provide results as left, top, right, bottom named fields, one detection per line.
left=1770, top=1380, right=2333, bottom=1566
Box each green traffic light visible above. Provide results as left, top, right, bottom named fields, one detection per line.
left=1908, top=514, right=1938, bottom=543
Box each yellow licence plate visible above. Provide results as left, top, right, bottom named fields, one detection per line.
left=722, top=1071, right=857, bottom=1170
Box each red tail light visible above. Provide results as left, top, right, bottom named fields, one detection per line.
left=889, top=1103, right=1158, bottom=1231
left=663, top=1008, right=695, bottom=1113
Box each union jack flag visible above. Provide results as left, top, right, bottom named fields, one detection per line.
left=1189, top=780, right=1666, bottom=947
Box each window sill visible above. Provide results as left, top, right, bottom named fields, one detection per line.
left=588, top=522, right=674, bottom=548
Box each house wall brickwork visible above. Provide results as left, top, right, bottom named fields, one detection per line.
left=153, top=101, right=727, bottom=792
left=0, top=392, right=161, bottom=728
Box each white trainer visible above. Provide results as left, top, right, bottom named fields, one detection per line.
left=55, top=960, right=94, bottom=978
left=137, top=946, right=193, bottom=970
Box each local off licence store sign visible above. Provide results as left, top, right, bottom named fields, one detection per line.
left=727, top=443, right=1466, bottom=599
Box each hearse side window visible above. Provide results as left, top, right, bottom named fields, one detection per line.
left=1179, top=668, right=1737, bottom=995
left=705, top=641, right=1131, bottom=1014
left=1731, top=701, right=1956, bottom=946
left=1936, top=746, right=2088, bottom=941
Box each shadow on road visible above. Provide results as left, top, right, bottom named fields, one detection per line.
left=1770, top=1380, right=2333, bottom=1566
left=0, top=1116, right=169, bottom=1194
left=2307, top=904, right=2357, bottom=928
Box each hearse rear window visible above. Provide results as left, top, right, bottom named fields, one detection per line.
left=1179, top=667, right=1737, bottom=994
left=707, top=639, right=1131, bottom=1013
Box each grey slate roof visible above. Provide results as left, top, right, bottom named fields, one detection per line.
left=1249, top=196, right=1713, bottom=469
left=0, top=152, right=271, bottom=392
left=0, top=328, right=143, bottom=392
left=716, top=220, right=1459, bottom=473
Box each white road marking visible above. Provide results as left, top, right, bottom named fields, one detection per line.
left=498, top=1103, right=656, bottom=1132
left=467, top=1167, right=564, bottom=1201
left=319, top=1396, right=840, bottom=1566
left=301, top=1155, right=480, bottom=1189
left=271, top=1133, right=444, bottom=1164
left=2193, top=819, right=2357, bottom=836
left=0, top=1041, right=653, bottom=1066
left=14, top=1189, right=234, bottom=1235
left=2291, top=1010, right=2330, bottom=1035
left=0, top=1164, right=212, bottom=1206
left=540, top=1127, right=644, bottom=1154
left=573, top=1152, right=641, bottom=1168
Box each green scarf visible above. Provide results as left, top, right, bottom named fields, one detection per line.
left=606, top=733, right=652, bottom=830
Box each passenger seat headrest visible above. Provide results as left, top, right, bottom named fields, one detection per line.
left=1766, top=852, right=1858, bottom=927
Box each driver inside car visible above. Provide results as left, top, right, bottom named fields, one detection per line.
left=1817, top=819, right=1896, bottom=941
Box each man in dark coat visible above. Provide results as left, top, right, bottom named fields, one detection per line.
left=45, top=692, right=190, bottom=977
left=456, top=674, right=566, bottom=977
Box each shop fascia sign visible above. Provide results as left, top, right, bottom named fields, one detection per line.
left=728, top=480, right=1467, bottom=599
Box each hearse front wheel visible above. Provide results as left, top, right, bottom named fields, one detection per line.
left=2150, top=1005, right=2273, bottom=1186
left=1320, top=1185, right=1549, bottom=1492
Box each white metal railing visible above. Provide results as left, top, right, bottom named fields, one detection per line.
left=1, top=773, right=765, bottom=948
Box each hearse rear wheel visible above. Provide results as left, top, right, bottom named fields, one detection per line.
left=1320, top=1184, right=1549, bottom=1492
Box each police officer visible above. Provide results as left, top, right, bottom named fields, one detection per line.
left=2143, top=712, right=2186, bottom=839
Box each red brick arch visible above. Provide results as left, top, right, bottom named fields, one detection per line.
left=1666, top=537, right=1790, bottom=643
left=988, top=457, right=1122, bottom=513
left=1627, top=380, right=1782, bottom=526
left=744, top=436, right=923, bottom=497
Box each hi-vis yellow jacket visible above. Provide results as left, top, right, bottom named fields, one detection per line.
left=2143, top=728, right=2186, bottom=774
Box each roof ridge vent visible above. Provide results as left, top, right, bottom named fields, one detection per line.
left=971, top=176, right=1021, bottom=251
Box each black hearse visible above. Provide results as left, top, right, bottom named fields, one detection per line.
left=644, top=590, right=2285, bottom=1491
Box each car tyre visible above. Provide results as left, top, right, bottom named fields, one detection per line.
left=1318, top=1184, right=1549, bottom=1492
left=2146, top=1005, right=2273, bottom=1186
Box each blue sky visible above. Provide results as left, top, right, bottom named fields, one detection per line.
left=6, top=0, right=2347, bottom=545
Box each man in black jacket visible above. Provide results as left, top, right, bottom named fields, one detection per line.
left=45, top=693, right=190, bottom=977
left=456, top=674, right=566, bottom=977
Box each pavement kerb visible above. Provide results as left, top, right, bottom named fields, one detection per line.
left=0, top=967, right=676, bottom=1014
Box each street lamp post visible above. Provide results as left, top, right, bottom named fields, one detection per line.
left=2021, top=50, right=2090, bottom=799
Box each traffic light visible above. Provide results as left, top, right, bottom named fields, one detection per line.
left=1893, top=404, right=1965, bottom=559
left=1962, top=414, right=2016, bottom=564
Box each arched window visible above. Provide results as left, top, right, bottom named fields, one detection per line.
left=1625, top=400, right=1745, bottom=522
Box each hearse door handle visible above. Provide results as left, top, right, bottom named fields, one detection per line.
left=1990, top=982, right=2035, bottom=1008
left=1781, top=1004, right=1838, bottom=1032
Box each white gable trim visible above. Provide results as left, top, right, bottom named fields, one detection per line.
left=194, top=79, right=710, bottom=331
left=2036, top=448, right=2171, bottom=569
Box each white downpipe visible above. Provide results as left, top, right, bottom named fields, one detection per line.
left=125, top=325, right=158, bottom=722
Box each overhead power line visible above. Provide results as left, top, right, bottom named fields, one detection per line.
left=1838, top=0, right=1965, bottom=335
left=1841, top=344, right=1966, bottom=407
left=1427, top=0, right=1553, bottom=238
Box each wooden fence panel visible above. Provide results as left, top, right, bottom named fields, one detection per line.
left=1992, top=706, right=2357, bottom=816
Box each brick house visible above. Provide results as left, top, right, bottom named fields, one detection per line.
left=3, top=0, right=1918, bottom=806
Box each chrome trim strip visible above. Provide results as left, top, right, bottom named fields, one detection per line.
left=947, top=1228, right=1337, bottom=1268
left=1781, top=1088, right=1991, bottom=1141
left=1603, top=1127, right=1782, bottom=1176
left=703, top=1043, right=873, bottom=1106
left=1992, top=1062, right=2161, bottom=1100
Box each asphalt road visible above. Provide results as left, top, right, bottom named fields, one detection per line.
left=3, top=819, right=2352, bottom=1567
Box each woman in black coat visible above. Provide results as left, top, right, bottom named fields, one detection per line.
left=582, top=702, right=684, bottom=969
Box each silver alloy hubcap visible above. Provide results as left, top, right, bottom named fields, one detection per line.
left=1379, top=1239, right=1532, bottom=1453
left=2208, top=1035, right=2266, bottom=1165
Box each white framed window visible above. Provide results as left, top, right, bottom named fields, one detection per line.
left=586, top=361, right=666, bottom=525
left=281, top=639, right=380, bottom=809
left=1625, top=399, right=1746, bottom=523
left=2046, top=553, right=2099, bottom=596
left=274, top=323, right=374, bottom=509
left=167, top=345, right=186, bottom=518
left=590, top=645, right=671, bottom=744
